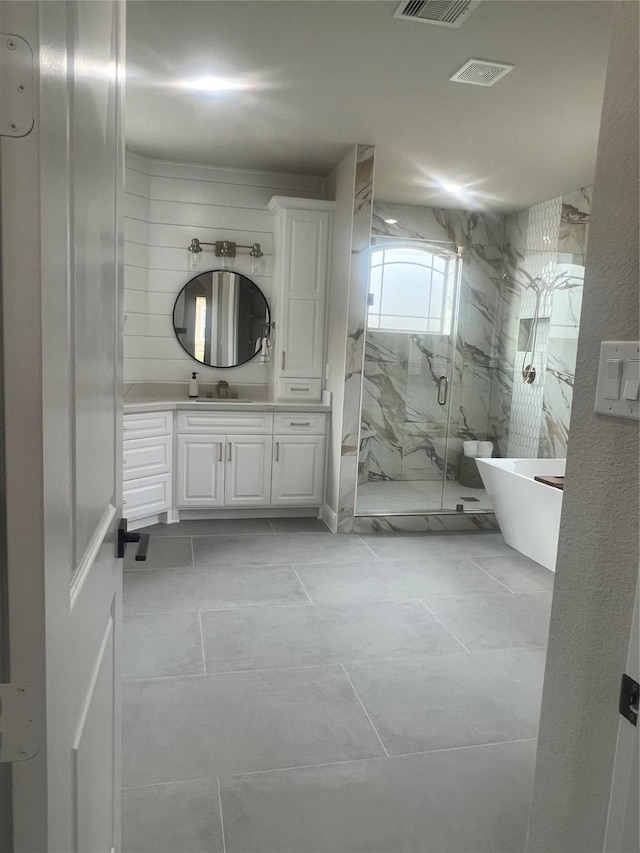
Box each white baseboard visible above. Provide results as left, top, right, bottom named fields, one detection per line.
left=321, top=503, right=338, bottom=533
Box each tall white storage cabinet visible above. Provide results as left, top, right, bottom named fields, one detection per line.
left=268, top=197, right=334, bottom=401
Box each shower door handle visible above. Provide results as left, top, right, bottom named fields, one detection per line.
left=437, top=375, right=448, bottom=406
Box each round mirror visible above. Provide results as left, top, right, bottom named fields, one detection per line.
left=173, top=270, right=270, bottom=368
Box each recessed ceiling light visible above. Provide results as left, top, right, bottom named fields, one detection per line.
left=180, top=75, right=251, bottom=93
left=384, top=218, right=398, bottom=224
left=442, top=182, right=463, bottom=194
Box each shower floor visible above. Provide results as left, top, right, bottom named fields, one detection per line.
left=355, top=478, right=493, bottom=515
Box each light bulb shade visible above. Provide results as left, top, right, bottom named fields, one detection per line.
left=189, top=250, right=201, bottom=271
left=251, top=256, right=262, bottom=274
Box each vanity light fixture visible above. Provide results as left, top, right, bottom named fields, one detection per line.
left=187, top=237, right=264, bottom=273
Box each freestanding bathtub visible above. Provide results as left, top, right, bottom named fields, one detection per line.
left=476, top=458, right=566, bottom=571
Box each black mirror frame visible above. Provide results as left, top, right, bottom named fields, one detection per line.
left=172, top=269, right=270, bottom=369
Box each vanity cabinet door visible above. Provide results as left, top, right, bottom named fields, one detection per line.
left=271, top=435, right=326, bottom=506
left=176, top=434, right=225, bottom=507
left=225, top=435, right=273, bottom=507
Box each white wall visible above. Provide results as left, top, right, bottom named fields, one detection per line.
left=527, top=3, right=639, bottom=850
left=324, top=149, right=356, bottom=514
left=124, top=152, right=325, bottom=385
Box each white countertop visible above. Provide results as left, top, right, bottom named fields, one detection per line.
left=124, top=399, right=331, bottom=414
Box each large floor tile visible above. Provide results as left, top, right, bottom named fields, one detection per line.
left=359, top=533, right=472, bottom=562
left=122, top=666, right=384, bottom=787
left=345, top=648, right=546, bottom=755
left=144, top=518, right=275, bottom=538
left=294, top=556, right=506, bottom=604
left=200, top=601, right=465, bottom=672
left=122, top=778, right=223, bottom=853
left=123, top=612, right=204, bottom=679
left=125, top=535, right=193, bottom=573
left=193, top=533, right=373, bottom=567
left=269, top=517, right=330, bottom=534
left=471, top=553, right=555, bottom=594
left=219, top=739, right=537, bottom=853
left=124, top=564, right=309, bottom=615
left=441, top=532, right=515, bottom=559
left=424, top=592, right=552, bottom=650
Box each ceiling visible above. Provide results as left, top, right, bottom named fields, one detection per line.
left=125, top=0, right=613, bottom=212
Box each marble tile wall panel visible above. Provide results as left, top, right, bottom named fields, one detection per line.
left=503, top=189, right=590, bottom=459
left=364, top=203, right=506, bottom=486
left=337, top=145, right=375, bottom=532
left=559, top=187, right=592, bottom=263
left=353, top=514, right=499, bottom=533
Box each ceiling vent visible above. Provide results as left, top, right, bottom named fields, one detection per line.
left=394, top=0, right=481, bottom=28
left=450, top=58, right=514, bottom=87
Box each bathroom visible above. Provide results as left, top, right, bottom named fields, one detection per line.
left=118, top=2, right=625, bottom=852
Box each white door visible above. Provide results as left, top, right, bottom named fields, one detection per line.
left=0, top=2, right=125, bottom=851
left=176, top=435, right=226, bottom=507
left=271, top=435, right=326, bottom=506
left=605, top=574, right=640, bottom=853
left=225, top=435, right=273, bottom=507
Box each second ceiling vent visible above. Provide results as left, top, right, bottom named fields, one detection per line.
left=394, top=0, right=482, bottom=28
left=450, top=58, right=515, bottom=87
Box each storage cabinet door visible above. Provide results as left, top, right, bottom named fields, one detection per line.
left=271, top=435, right=326, bottom=506
left=176, top=435, right=225, bottom=507
left=225, top=435, right=273, bottom=507
left=281, top=297, right=324, bottom=378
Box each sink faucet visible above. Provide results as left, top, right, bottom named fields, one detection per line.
left=217, top=380, right=229, bottom=399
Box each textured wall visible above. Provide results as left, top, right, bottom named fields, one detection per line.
left=527, top=4, right=639, bottom=850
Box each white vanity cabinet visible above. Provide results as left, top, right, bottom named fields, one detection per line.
left=175, top=433, right=273, bottom=508
left=268, top=197, right=334, bottom=401
left=123, top=406, right=329, bottom=524
left=271, top=413, right=327, bottom=506
left=174, top=409, right=326, bottom=511
left=123, top=412, right=173, bottom=521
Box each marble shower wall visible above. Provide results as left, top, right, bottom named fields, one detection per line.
left=336, top=145, right=376, bottom=533
left=362, top=203, right=507, bottom=482
left=504, top=187, right=591, bottom=459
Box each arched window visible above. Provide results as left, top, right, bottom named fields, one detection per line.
left=368, top=244, right=456, bottom=335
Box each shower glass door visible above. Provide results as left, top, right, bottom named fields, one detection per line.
left=355, top=238, right=461, bottom=515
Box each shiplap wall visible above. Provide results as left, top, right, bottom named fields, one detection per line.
left=124, top=151, right=326, bottom=385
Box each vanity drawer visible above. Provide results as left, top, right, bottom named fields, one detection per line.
left=123, top=411, right=172, bottom=439
left=177, top=411, right=274, bottom=435
left=273, top=413, right=327, bottom=434
left=123, top=435, right=172, bottom=481
left=123, top=472, right=171, bottom=520
left=277, top=378, right=323, bottom=402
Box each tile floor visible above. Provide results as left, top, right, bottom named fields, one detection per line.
left=122, top=517, right=554, bottom=853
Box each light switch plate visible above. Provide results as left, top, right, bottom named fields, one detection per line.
left=595, top=341, right=640, bottom=421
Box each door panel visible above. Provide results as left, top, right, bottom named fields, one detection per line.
left=72, top=0, right=120, bottom=566
left=282, top=299, right=323, bottom=377
left=177, top=435, right=225, bottom=507
left=225, top=436, right=273, bottom=506
left=73, top=616, right=115, bottom=853
left=272, top=436, right=326, bottom=505
left=286, top=213, right=328, bottom=297
left=0, top=1, right=126, bottom=850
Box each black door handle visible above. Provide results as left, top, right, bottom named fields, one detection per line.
left=117, top=518, right=150, bottom=561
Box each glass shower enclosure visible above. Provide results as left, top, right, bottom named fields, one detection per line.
left=355, top=236, right=492, bottom=516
